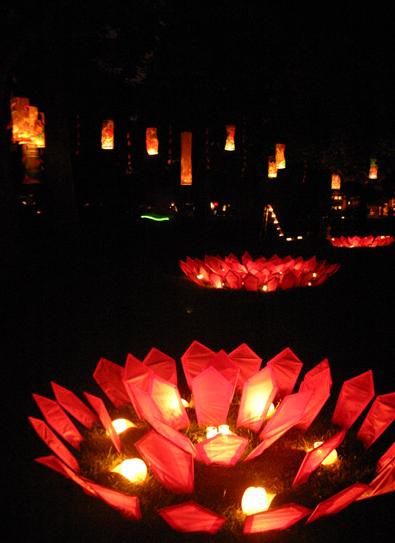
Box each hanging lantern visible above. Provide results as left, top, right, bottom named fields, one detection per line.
left=146, top=127, right=159, bottom=155
left=224, top=124, right=236, bottom=151
left=111, top=458, right=147, bottom=483
left=101, top=120, right=114, bottom=150
left=10, top=97, right=31, bottom=144
left=331, top=173, right=341, bottom=190
left=275, top=144, right=286, bottom=169
left=180, top=131, right=192, bottom=186
left=268, top=156, right=277, bottom=179
left=368, top=158, right=378, bottom=180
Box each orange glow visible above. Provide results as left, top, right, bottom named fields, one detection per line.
left=146, top=127, right=159, bottom=155
left=331, top=173, right=341, bottom=190
left=241, top=487, right=275, bottom=515
left=268, top=156, right=277, bottom=178
left=101, top=120, right=114, bottom=150
left=111, top=418, right=136, bottom=435
left=180, top=131, right=192, bottom=185
left=11, top=97, right=45, bottom=147
left=111, top=458, right=147, bottom=483
left=368, top=158, right=378, bottom=179
left=275, top=144, right=286, bottom=169
left=312, top=441, right=339, bottom=465
left=151, top=378, right=188, bottom=429
left=237, top=369, right=276, bottom=432
left=266, top=403, right=276, bottom=419
left=224, top=124, right=236, bottom=151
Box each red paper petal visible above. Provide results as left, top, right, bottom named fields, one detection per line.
left=84, top=392, right=122, bottom=453
left=144, top=347, right=177, bottom=385
left=237, top=367, right=277, bottom=432
left=266, top=347, right=303, bottom=398
left=332, top=370, right=375, bottom=429
left=51, top=381, right=98, bottom=429
left=192, top=366, right=234, bottom=425
left=196, top=433, right=248, bottom=466
left=307, top=483, right=369, bottom=523
left=181, top=340, right=216, bottom=390
left=158, top=501, right=225, bottom=533
left=93, top=357, right=130, bottom=408
left=357, top=392, right=395, bottom=448
left=243, top=503, right=311, bottom=534
left=228, top=343, right=262, bottom=391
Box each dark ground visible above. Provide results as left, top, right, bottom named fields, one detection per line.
left=5, top=210, right=394, bottom=543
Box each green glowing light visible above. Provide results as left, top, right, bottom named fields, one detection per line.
left=140, top=214, right=171, bottom=222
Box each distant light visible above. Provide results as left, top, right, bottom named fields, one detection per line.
left=262, top=284, right=268, bottom=292
left=140, top=214, right=170, bottom=222
left=297, top=235, right=303, bottom=240
left=196, top=274, right=204, bottom=280
left=286, top=237, right=293, bottom=241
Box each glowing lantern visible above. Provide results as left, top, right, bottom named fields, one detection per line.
left=180, top=131, right=192, bottom=185
left=313, top=441, right=339, bottom=465
left=112, top=458, right=147, bottom=483
left=101, top=120, right=114, bottom=150
left=11, top=97, right=30, bottom=144
left=224, top=124, right=236, bottom=151
left=368, top=158, right=378, bottom=179
left=112, top=418, right=136, bottom=435
left=241, top=487, right=272, bottom=515
left=146, top=127, right=159, bottom=155
left=331, top=173, right=341, bottom=190
left=268, top=156, right=277, bottom=178
left=275, top=143, right=286, bottom=169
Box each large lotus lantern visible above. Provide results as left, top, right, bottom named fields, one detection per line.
left=329, top=235, right=394, bottom=248
left=179, top=252, right=340, bottom=292
left=29, top=342, right=395, bottom=536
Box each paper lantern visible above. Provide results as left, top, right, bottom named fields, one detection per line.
left=111, top=458, right=147, bottom=483
left=332, top=370, right=375, bottom=429
left=368, top=158, right=378, bottom=179
left=196, top=432, right=248, bottom=466
left=268, top=156, right=277, bottom=178
left=331, top=173, right=341, bottom=190
left=146, top=127, right=159, bottom=155
left=329, top=235, right=394, bottom=248
left=275, top=143, right=286, bottom=169
left=101, top=120, right=114, bottom=150
left=180, top=131, right=192, bottom=185
left=10, top=96, right=30, bottom=144
left=241, top=486, right=272, bottom=515
left=224, top=124, right=236, bottom=151
left=112, top=418, right=136, bottom=434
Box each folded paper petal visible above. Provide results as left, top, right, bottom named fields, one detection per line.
left=88, top=481, right=141, bottom=520
left=150, top=375, right=189, bottom=429
left=293, top=430, right=346, bottom=487
left=377, top=441, right=395, bottom=472
left=296, top=359, right=332, bottom=430
left=32, top=394, right=83, bottom=449
left=332, top=370, right=375, bottom=429
left=246, top=391, right=312, bottom=460
left=266, top=347, right=303, bottom=398
left=237, top=367, right=277, bottom=432
left=243, top=503, right=311, bottom=534
left=148, top=417, right=197, bottom=458
left=84, top=392, right=122, bottom=453
left=192, top=366, right=234, bottom=425
left=51, top=381, right=98, bottom=429
left=135, top=430, right=194, bottom=493
left=181, top=340, right=216, bottom=390
left=195, top=433, right=248, bottom=466
left=209, top=350, right=239, bottom=393
left=93, top=357, right=130, bottom=408
left=306, top=483, right=369, bottom=523
left=158, top=501, right=225, bottom=533
left=35, top=455, right=96, bottom=495
left=144, top=347, right=177, bottom=385
left=123, top=354, right=153, bottom=417
left=228, top=343, right=262, bottom=391
left=357, top=460, right=395, bottom=500
left=357, top=392, right=395, bottom=448
left=28, top=417, right=80, bottom=472
left=125, top=382, right=162, bottom=425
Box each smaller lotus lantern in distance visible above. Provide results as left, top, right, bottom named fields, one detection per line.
left=329, top=235, right=394, bottom=248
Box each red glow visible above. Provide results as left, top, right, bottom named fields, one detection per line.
left=329, top=235, right=394, bottom=248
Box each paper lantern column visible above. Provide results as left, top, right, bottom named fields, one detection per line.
left=180, top=131, right=192, bottom=185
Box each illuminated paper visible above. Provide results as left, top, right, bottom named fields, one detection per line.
left=35, top=455, right=95, bottom=495
left=150, top=375, right=189, bottom=429
left=123, top=353, right=153, bottom=417
left=143, top=347, right=177, bottom=385
left=243, top=503, right=311, bottom=534
left=192, top=366, right=234, bottom=425
left=84, top=392, right=122, bottom=453
left=135, top=430, right=194, bottom=493
left=28, top=417, right=80, bottom=472
left=51, top=381, right=98, bottom=429
left=237, top=367, right=277, bottom=432
left=158, top=501, right=225, bottom=533
left=292, top=430, right=346, bottom=487
left=146, top=127, right=159, bottom=155
left=357, top=460, right=395, bottom=500
left=196, top=433, right=248, bottom=466
left=88, top=481, right=141, bottom=519
left=377, top=441, right=395, bottom=472
left=32, top=394, right=83, bottom=449
left=148, top=417, right=197, bottom=458
left=357, top=392, right=395, bottom=448
left=296, top=359, right=332, bottom=430
left=307, top=483, right=369, bottom=523
left=181, top=340, right=216, bottom=390
left=275, top=143, right=286, bottom=169
left=93, top=357, right=130, bottom=408
left=228, top=343, right=262, bottom=390
left=266, top=347, right=304, bottom=398
left=332, top=370, right=375, bottom=429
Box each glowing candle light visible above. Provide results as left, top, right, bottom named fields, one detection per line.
left=111, top=458, right=147, bottom=483
left=111, top=418, right=136, bottom=435
left=266, top=403, right=276, bottom=419
left=313, top=441, right=339, bottom=466
left=241, top=487, right=274, bottom=515
left=218, top=424, right=232, bottom=435
left=206, top=426, right=218, bottom=439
